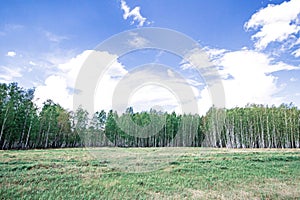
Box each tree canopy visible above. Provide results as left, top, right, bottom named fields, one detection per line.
left=0, top=82, right=299, bottom=149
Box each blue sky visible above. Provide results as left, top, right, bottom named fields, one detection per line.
left=1, top=0, right=300, bottom=114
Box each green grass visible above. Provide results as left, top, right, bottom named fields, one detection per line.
left=0, top=148, right=299, bottom=199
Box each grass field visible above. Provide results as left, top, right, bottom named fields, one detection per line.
left=0, top=148, right=300, bottom=199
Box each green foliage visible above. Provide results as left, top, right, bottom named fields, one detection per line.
left=0, top=82, right=299, bottom=149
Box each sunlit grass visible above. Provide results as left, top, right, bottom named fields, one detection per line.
left=0, top=148, right=299, bottom=199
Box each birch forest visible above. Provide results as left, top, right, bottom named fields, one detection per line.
left=0, top=82, right=299, bottom=149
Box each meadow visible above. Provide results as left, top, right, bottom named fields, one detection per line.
left=0, top=148, right=300, bottom=199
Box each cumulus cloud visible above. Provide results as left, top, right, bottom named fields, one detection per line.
left=128, top=85, right=181, bottom=113
left=34, top=50, right=128, bottom=112
left=33, top=0, right=300, bottom=114
left=120, top=0, right=148, bottom=27
left=209, top=49, right=298, bottom=108
left=33, top=47, right=299, bottom=115
left=179, top=47, right=299, bottom=115
left=93, top=58, right=129, bottom=112
left=180, top=48, right=213, bottom=72
left=39, top=50, right=182, bottom=114
left=34, top=75, right=73, bottom=109
left=188, top=0, right=300, bottom=113
left=6, top=51, right=16, bottom=57
left=57, top=50, right=94, bottom=88
left=245, top=0, right=300, bottom=50
left=34, top=49, right=183, bottom=113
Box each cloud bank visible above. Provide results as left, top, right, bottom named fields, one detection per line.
left=34, top=0, right=300, bottom=115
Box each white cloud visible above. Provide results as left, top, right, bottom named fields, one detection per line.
left=0, top=66, right=22, bottom=83
left=180, top=48, right=213, bottom=71
left=127, top=33, right=149, bottom=48
left=197, top=86, right=213, bottom=115
left=292, top=48, right=300, bottom=57
left=57, top=50, right=94, bottom=88
left=245, top=0, right=300, bottom=50
left=34, top=75, right=73, bottom=110
left=128, top=85, right=181, bottom=113
left=116, top=65, right=203, bottom=114
left=29, top=61, right=37, bottom=66
left=186, top=79, right=203, bottom=87
left=34, top=50, right=128, bottom=112
left=221, top=50, right=297, bottom=74
left=179, top=61, right=193, bottom=70
left=42, top=49, right=76, bottom=67
left=94, top=68, right=126, bottom=112
left=32, top=48, right=299, bottom=115
left=210, top=49, right=298, bottom=108
left=33, top=50, right=88, bottom=109
left=4, top=24, right=24, bottom=31
left=203, top=47, right=228, bottom=61
left=120, top=0, right=147, bottom=27
left=6, top=51, right=16, bottom=57
left=33, top=48, right=299, bottom=115
left=180, top=48, right=299, bottom=115
left=58, top=50, right=127, bottom=87
left=167, top=69, right=175, bottom=78
left=206, top=1, right=300, bottom=109
left=44, top=31, right=68, bottom=43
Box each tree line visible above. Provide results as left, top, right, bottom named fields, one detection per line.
left=0, top=82, right=299, bottom=149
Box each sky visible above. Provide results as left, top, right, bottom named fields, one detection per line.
left=0, top=0, right=300, bottom=115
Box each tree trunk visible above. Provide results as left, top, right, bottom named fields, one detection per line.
left=25, top=118, right=33, bottom=148
left=0, top=106, right=9, bottom=144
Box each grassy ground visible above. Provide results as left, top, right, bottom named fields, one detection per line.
left=0, top=148, right=299, bottom=199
